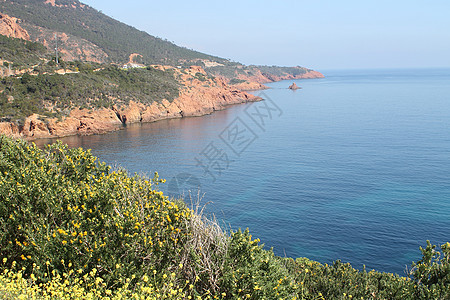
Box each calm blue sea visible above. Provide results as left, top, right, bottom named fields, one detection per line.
left=35, top=68, right=450, bottom=275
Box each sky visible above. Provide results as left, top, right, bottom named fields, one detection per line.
left=81, top=0, right=450, bottom=71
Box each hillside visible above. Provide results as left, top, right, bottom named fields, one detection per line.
left=0, top=0, right=228, bottom=65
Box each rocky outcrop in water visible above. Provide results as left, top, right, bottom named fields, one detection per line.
left=288, top=83, right=301, bottom=90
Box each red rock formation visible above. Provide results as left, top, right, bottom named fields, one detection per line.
left=128, top=53, right=143, bottom=64
left=44, top=0, right=57, bottom=6
left=0, top=13, right=30, bottom=40
left=228, top=81, right=268, bottom=91
left=288, top=83, right=300, bottom=90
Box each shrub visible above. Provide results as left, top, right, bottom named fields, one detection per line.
left=0, top=136, right=190, bottom=289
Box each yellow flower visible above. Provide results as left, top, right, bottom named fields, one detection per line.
left=163, top=274, right=167, bottom=279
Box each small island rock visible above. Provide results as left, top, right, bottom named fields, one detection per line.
left=288, top=82, right=301, bottom=90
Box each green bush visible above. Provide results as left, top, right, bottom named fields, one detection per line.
left=0, top=136, right=189, bottom=288
left=409, top=241, right=450, bottom=299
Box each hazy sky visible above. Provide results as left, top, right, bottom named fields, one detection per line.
left=81, top=0, right=450, bottom=70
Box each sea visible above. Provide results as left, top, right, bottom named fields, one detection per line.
left=35, top=68, right=450, bottom=275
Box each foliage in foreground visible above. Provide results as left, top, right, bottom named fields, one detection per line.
left=0, top=136, right=449, bottom=299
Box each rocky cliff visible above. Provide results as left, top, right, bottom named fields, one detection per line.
left=0, top=12, right=29, bottom=40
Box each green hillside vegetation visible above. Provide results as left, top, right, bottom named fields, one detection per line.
left=205, top=64, right=312, bottom=81
left=0, top=34, right=48, bottom=70
left=0, top=0, right=228, bottom=65
left=0, top=136, right=449, bottom=299
left=0, top=62, right=180, bottom=123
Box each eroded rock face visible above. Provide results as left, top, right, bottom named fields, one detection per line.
left=0, top=13, right=30, bottom=40
left=228, top=80, right=269, bottom=91
left=0, top=122, right=20, bottom=139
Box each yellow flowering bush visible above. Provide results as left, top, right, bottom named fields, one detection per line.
left=1, top=136, right=449, bottom=299
left=0, top=266, right=190, bottom=299
left=0, top=136, right=190, bottom=289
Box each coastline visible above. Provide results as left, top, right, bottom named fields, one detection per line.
left=0, top=67, right=323, bottom=140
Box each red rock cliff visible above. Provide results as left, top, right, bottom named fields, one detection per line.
left=0, top=13, right=30, bottom=40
